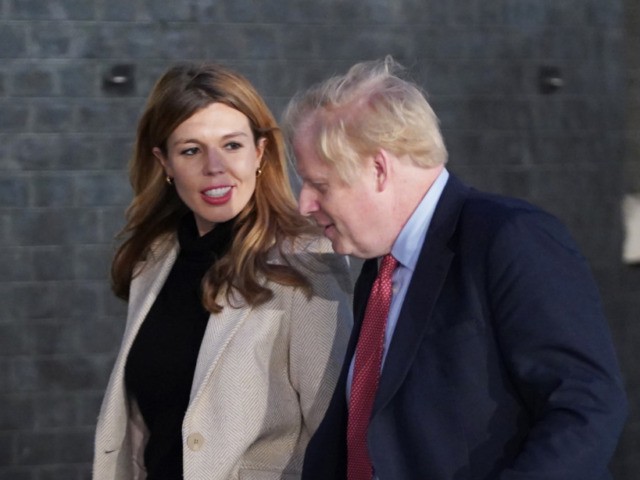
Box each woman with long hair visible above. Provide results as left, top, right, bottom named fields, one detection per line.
left=93, top=63, right=352, bottom=480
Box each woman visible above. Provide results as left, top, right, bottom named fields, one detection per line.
left=93, top=63, right=353, bottom=480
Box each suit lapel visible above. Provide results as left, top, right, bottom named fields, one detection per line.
left=373, top=175, right=470, bottom=413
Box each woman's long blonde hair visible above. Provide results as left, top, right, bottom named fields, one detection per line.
left=112, top=63, right=316, bottom=312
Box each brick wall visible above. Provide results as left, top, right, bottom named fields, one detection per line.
left=0, top=0, right=637, bottom=478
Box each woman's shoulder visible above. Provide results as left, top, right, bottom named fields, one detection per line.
left=272, top=234, right=353, bottom=291
left=271, top=234, right=335, bottom=267
left=132, top=233, right=177, bottom=277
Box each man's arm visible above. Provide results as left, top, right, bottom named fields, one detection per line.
left=487, top=209, right=627, bottom=480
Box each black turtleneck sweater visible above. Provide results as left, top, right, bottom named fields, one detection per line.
left=124, top=213, right=233, bottom=480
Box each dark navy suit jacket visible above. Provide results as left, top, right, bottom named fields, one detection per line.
left=302, top=174, right=627, bottom=480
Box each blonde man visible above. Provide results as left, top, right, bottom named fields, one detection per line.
left=283, top=57, right=627, bottom=480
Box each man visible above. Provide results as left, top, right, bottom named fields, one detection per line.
left=282, top=57, right=627, bottom=480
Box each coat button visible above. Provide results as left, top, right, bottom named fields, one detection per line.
left=186, top=433, right=205, bottom=451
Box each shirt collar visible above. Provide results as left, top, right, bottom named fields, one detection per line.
left=391, top=168, right=449, bottom=271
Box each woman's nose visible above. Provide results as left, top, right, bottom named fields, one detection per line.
left=203, top=148, right=225, bottom=175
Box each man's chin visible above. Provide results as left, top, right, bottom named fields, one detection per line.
left=327, top=237, right=349, bottom=256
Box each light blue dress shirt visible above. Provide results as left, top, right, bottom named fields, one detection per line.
left=346, top=168, right=449, bottom=400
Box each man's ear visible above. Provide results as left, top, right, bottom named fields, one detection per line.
left=373, top=149, right=390, bottom=192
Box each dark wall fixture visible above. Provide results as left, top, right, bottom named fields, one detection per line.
left=538, top=65, right=564, bottom=94
left=102, top=64, right=135, bottom=95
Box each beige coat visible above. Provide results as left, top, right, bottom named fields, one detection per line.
left=93, top=235, right=353, bottom=480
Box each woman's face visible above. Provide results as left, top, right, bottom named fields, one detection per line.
left=154, top=102, right=265, bottom=236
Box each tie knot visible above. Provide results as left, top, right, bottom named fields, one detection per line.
left=378, top=254, right=398, bottom=280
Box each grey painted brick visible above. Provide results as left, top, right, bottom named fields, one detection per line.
left=4, top=135, right=53, bottom=170
left=77, top=320, right=125, bottom=355
left=59, top=135, right=106, bottom=170
left=182, top=0, right=225, bottom=22
left=96, top=134, right=135, bottom=169
left=58, top=63, right=98, bottom=97
left=8, top=0, right=95, bottom=21
left=84, top=24, right=162, bottom=59
left=241, top=25, right=281, bottom=59
left=103, top=290, right=128, bottom=318
left=100, top=206, right=129, bottom=241
left=30, top=174, right=76, bottom=208
left=7, top=209, right=102, bottom=246
left=53, top=429, right=95, bottom=464
left=6, top=282, right=102, bottom=320
left=159, top=25, right=209, bottom=60
left=0, top=247, right=33, bottom=282
left=139, top=0, right=191, bottom=22
left=587, top=0, right=624, bottom=27
left=0, top=101, right=29, bottom=132
left=32, top=393, right=79, bottom=429
left=478, top=1, right=507, bottom=24
left=78, top=464, right=92, bottom=480
left=30, top=322, right=82, bottom=355
left=0, top=23, right=28, bottom=58
left=0, top=434, right=14, bottom=466
left=75, top=100, right=137, bottom=134
left=220, top=0, right=264, bottom=23
left=0, top=468, right=32, bottom=480
left=100, top=0, right=137, bottom=21
left=29, top=23, right=74, bottom=58
left=37, top=465, right=85, bottom=480
left=0, top=325, right=32, bottom=356
left=11, top=356, right=113, bottom=393
left=74, top=244, right=112, bottom=281
left=75, top=171, right=131, bottom=207
left=77, top=391, right=106, bottom=426
left=0, top=359, right=11, bottom=393
left=0, top=283, right=10, bottom=320
left=32, top=100, right=75, bottom=133
left=450, top=0, right=478, bottom=25
left=505, top=0, right=547, bottom=28
left=0, top=395, right=35, bottom=431
left=0, top=175, right=29, bottom=207
left=13, top=429, right=93, bottom=466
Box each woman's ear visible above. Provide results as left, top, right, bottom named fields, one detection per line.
left=152, top=147, right=171, bottom=176
left=256, top=137, right=267, bottom=163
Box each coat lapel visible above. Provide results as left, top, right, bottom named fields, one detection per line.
left=373, top=175, right=470, bottom=413
left=188, top=249, right=286, bottom=404
left=124, top=244, right=178, bottom=343
left=189, top=291, right=252, bottom=403
left=96, top=241, right=177, bottom=451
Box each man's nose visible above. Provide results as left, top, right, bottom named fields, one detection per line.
left=298, top=185, right=318, bottom=216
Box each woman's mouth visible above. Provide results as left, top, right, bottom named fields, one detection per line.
left=202, top=186, right=233, bottom=205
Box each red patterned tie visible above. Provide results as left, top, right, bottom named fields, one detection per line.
left=347, top=254, right=398, bottom=480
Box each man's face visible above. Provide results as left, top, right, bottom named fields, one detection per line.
left=293, top=134, right=382, bottom=259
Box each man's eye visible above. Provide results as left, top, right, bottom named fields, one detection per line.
left=312, top=183, right=328, bottom=193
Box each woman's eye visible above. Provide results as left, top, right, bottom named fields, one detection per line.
left=180, top=147, right=199, bottom=156
left=224, top=142, right=242, bottom=151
